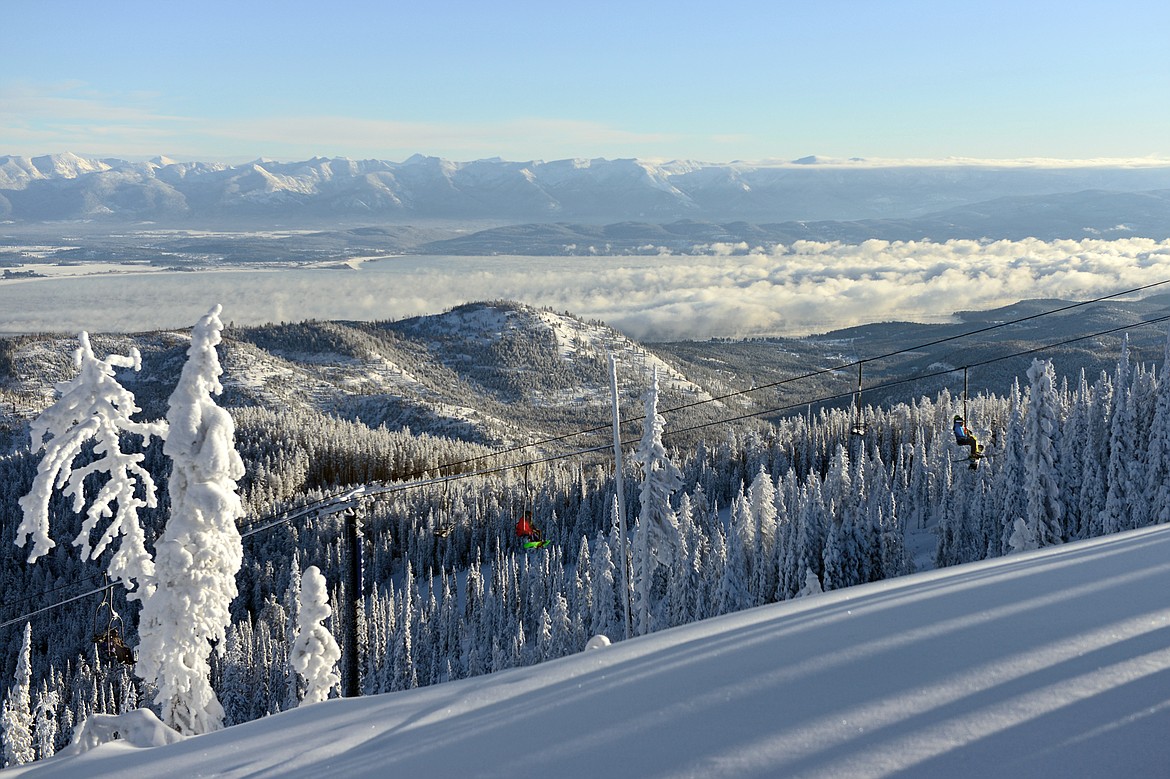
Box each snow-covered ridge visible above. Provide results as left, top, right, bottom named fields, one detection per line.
left=0, top=303, right=720, bottom=454
left=5, top=152, right=1170, bottom=224
left=397, top=302, right=711, bottom=409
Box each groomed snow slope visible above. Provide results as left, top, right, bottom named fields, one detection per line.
left=12, top=526, right=1170, bottom=778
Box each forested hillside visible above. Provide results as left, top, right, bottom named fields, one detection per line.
left=1, top=301, right=1169, bottom=761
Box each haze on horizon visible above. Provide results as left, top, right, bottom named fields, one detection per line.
left=3, top=0, right=1169, bottom=164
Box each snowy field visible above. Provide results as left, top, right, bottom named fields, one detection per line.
left=1, top=237, right=1169, bottom=339
left=11, top=524, right=1170, bottom=779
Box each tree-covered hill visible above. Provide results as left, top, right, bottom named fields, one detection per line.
left=3, top=297, right=1170, bottom=764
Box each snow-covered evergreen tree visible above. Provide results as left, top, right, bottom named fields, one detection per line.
left=631, top=369, right=683, bottom=634
left=1057, top=371, right=1089, bottom=537
left=15, top=332, right=165, bottom=594
left=796, top=568, right=823, bottom=598
left=794, top=478, right=826, bottom=593
left=549, top=591, right=573, bottom=655
left=994, top=380, right=1029, bottom=554
left=572, top=536, right=594, bottom=647
left=717, top=487, right=753, bottom=614
left=1008, top=517, right=1038, bottom=553
left=392, top=562, right=418, bottom=692
left=748, top=466, right=778, bottom=605
left=1080, top=372, right=1112, bottom=538
left=32, top=681, right=59, bottom=761
left=667, top=492, right=701, bottom=626
left=1147, top=333, right=1170, bottom=525
left=136, top=305, right=245, bottom=735
left=290, top=566, right=342, bottom=705
left=590, top=532, right=619, bottom=639
left=1129, top=364, right=1158, bottom=529
left=2, top=623, right=35, bottom=767
left=1100, top=336, right=1136, bottom=535
left=1024, top=358, right=1064, bottom=546
left=282, top=549, right=306, bottom=709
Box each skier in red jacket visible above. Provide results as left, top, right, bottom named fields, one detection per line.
left=515, top=512, right=542, bottom=543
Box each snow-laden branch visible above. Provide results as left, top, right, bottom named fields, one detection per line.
left=15, top=332, right=166, bottom=596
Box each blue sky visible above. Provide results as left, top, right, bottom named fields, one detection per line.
left=4, top=0, right=1170, bottom=164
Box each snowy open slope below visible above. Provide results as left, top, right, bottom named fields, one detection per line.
left=13, top=525, right=1170, bottom=779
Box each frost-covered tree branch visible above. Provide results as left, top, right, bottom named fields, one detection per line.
left=15, top=331, right=166, bottom=595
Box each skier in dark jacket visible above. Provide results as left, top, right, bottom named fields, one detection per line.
left=953, top=415, right=981, bottom=458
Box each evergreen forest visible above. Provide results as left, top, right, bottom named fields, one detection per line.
left=2, top=316, right=1168, bottom=761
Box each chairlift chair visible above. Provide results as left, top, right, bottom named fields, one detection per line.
left=850, top=362, right=867, bottom=437
left=92, top=580, right=134, bottom=666
left=434, top=475, right=456, bottom=538
left=515, top=464, right=550, bottom=550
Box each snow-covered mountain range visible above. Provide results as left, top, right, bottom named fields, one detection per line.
left=4, top=153, right=1170, bottom=232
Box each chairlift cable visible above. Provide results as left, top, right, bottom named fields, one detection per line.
left=8, top=291, right=1170, bottom=630
left=238, top=275, right=1170, bottom=536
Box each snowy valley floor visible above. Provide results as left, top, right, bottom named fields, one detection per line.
left=10, top=525, right=1170, bottom=778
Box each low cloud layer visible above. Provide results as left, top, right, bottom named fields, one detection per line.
left=3, top=238, right=1170, bottom=340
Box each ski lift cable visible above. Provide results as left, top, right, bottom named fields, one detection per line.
left=2, top=570, right=109, bottom=613
left=0, top=580, right=115, bottom=632
left=659, top=311, right=1170, bottom=442
left=651, top=276, right=1170, bottom=420
left=238, top=278, right=1170, bottom=536
left=8, top=289, right=1170, bottom=630
left=242, top=276, right=1170, bottom=531
left=240, top=310, right=1170, bottom=542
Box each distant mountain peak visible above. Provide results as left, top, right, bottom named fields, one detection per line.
left=4, top=153, right=1170, bottom=227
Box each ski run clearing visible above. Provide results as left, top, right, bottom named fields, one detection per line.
left=10, top=524, right=1170, bottom=779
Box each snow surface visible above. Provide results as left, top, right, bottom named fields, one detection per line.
left=10, top=525, right=1170, bottom=778
left=63, top=711, right=182, bottom=755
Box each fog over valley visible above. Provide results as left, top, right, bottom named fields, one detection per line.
left=2, top=237, right=1168, bottom=340
left=5, top=154, right=1170, bottom=338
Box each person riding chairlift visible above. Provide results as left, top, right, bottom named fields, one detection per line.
left=952, top=415, right=981, bottom=458
left=515, top=511, right=542, bottom=543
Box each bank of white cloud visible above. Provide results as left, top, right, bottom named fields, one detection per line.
left=1, top=237, right=1168, bottom=340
